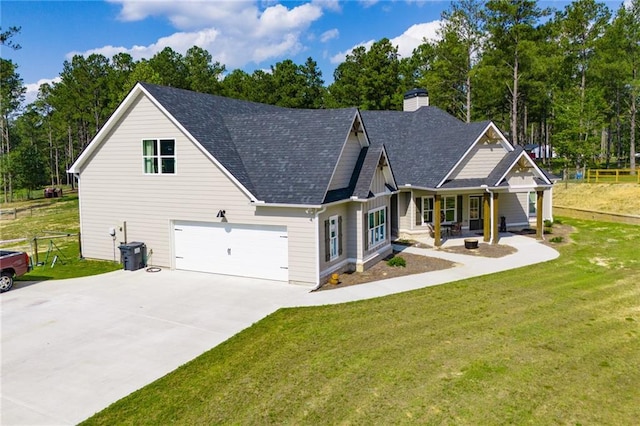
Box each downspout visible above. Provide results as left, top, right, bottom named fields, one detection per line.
left=482, top=185, right=495, bottom=244
left=311, top=206, right=327, bottom=291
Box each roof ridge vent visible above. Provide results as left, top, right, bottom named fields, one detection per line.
left=403, top=88, right=429, bottom=111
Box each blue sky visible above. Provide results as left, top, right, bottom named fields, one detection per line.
left=1, top=0, right=617, bottom=105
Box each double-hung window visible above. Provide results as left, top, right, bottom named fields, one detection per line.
left=422, top=196, right=457, bottom=223
left=324, top=215, right=342, bottom=262
left=422, top=197, right=434, bottom=224
left=368, top=207, right=386, bottom=249
left=143, top=139, right=175, bottom=174
left=329, top=216, right=339, bottom=260
left=442, top=196, right=456, bottom=222
left=528, top=192, right=537, bottom=217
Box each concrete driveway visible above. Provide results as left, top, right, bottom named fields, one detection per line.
left=1, top=269, right=309, bottom=425
left=1, top=234, right=559, bottom=425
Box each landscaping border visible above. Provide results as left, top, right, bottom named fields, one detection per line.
left=553, top=205, right=640, bottom=225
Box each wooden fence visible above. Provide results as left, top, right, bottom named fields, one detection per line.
left=585, top=168, right=640, bottom=184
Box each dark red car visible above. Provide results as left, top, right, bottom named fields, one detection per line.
left=0, top=250, right=31, bottom=292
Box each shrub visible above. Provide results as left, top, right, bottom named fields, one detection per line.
left=544, top=220, right=554, bottom=228
left=550, top=236, right=564, bottom=243
left=387, top=256, right=406, bottom=268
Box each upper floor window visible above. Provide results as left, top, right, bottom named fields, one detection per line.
left=143, top=139, right=175, bottom=174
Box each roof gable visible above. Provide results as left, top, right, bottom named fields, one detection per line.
left=362, top=108, right=492, bottom=188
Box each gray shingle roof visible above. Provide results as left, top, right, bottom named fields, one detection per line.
left=361, top=108, right=490, bottom=188
left=141, top=83, right=514, bottom=205
left=141, top=83, right=357, bottom=204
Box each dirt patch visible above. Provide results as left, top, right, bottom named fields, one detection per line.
left=441, top=242, right=517, bottom=258
left=317, top=252, right=456, bottom=291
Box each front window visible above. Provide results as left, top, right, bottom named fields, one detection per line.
left=421, top=196, right=456, bottom=224
left=368, top=207, right=386, bottom=248
left=442, top=196, right=456, bottom=222
left=529, top=192, right=536, bottom=216
left=422, top=197, right=434, bottom=224
left=329, top=215, right=339, bottom=260
left=143, top=139, right=175, bottom=174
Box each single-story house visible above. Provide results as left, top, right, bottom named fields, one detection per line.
left=69, top=83, right=553, bottom=287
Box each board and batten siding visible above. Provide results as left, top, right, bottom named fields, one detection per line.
left=328, top=133, right=362, bottom=191
left=506, top=169, right=538, bottom=187
left=371, top=166, right=388, bottom=194
left=77, top=93, right=317, bottom=285
left=450, top=144, right=506, bottom=179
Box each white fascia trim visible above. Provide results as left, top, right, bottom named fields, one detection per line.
left=399, top=184, right=436, bottom=191
left=495, top=151, right=552, bottom=186
left=380, top=145, right=398, bottom=190
left=354, top=109, right=370, bottom=148
left=68, top=84, right=143, bottom=174
left=437, top=121, right=514, bottom=188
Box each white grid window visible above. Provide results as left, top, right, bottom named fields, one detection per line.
left=143, top=139, right=175, bottom=174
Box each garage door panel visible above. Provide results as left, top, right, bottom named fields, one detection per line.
left=173, top=221, right=288, bottom=281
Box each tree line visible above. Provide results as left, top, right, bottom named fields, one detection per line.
left=1, top=0, right=639, bottom=200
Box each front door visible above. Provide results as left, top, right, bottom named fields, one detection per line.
left=469, top=196, right=482, bottom=231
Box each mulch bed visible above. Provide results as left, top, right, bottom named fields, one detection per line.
left=317, top=252, right=456, bottom=291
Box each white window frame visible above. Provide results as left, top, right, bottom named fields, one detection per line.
left=421, top=196, right=434, bottom=225
left=528, top=191, right=537, bottom=217
left=329, top=215, right=339, bottom=260
left=143, top=139, right=176, bottom=174
left=421, top=196, right=457, bottom=224
left=368, top=207, right=386, bottom=249
left=442, top=196, right=457, bottom=223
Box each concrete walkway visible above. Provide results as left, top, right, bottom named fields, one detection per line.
left=1, top=234, right=558, bottom=425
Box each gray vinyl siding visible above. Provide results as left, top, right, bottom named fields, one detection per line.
left=499, top=193, right=528, bottom=226
left=77, top=93, right=317, bottom=286
left=450, top=144, right=506, bottom=179
left=399, top=191, right=412, bottom=230
left=328, top=133, right=361, bottom=191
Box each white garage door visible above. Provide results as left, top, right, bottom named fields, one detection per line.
left=173, top=221, right=288, bottom=281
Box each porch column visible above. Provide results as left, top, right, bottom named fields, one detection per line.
left=483, top=193, right=491, bottom=242
left=536, top=190, right=544, bottom=240
left=492, top=192, right=500, bottom=245
left=434, top=194, right=442, bottom=247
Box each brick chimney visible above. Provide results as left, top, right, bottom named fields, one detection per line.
left=403, top=88, right=429, bottom=111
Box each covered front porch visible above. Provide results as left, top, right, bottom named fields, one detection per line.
left=394, top=188, right=550, bottom=247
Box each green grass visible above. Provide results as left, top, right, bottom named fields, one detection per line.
left=83, top=218, right=640, bottom=425
left=1, top=191, right=121, bottom=280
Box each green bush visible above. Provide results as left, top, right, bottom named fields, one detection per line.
left=544, top=219, right=554, bottom=228
left=550, top=236, right=564, bottom=243
left=387, top=255, right=406, bottom=268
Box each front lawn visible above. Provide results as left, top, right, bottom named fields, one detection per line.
left=83, top=218, right=640, bottom=425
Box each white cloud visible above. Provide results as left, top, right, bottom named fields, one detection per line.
left=390, top=21, right=441, bottom=59
left=23, top=77, right=61, bottom=106
left=95, top=1, right=331, bottom=68
left=359, top=0, right=380, bottom=8
left=329, top=20, right=442, bottom=64
left=330, top=40, right=375, bottom=64
left=320, top=28, right=339, bottom=43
